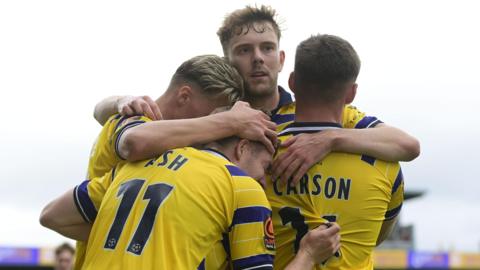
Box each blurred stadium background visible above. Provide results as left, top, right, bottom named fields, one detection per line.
left=0, top=191, right=476, bottom=270
left=1, top=191, right=479, bottom=270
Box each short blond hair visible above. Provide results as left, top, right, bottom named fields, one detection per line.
left=169, top=55, right=244, bottom=104
left=217, top=5, right=281, bottom=56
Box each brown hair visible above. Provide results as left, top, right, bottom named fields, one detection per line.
left=217, top=5, right=281, bottom=56
left=55, top=242, right=75, bottom=256
left=294, top=34, right=361, bottom=101
left=169, top=55, right=244, bottom=104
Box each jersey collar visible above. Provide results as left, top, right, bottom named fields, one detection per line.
left=270, top=86, right=293, bottom=116
left=202, top=148, right=231, bottom=161
left=278, top=122, right=342, bottom=137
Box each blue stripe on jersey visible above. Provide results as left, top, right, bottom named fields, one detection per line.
left=197, top=258, right=205, bottom=270
left=73, top=180, right=97, bottom=223
left=225, top=165, right=248, bottom=177
left=385, top=203, right=403, bottom=220
left=114, top=120, right=146, bottom=160
left=271, top=113, right=294, bottom=125
left=111, top=165, right=117, bottom=182
left=114, top=115, right=129, bottom=131
left=361, top=155, right=376, bottom=166
left=392, top=169, right=403, bottom=194
left=222, top=233, right=231, bottom=259
left=231, top=206, right=271, bottom=226
left=271, top=86, right=293, bottom=116
left=232, top=254, right=274, bottom=270
left=354, top=116, right=383, bottom=129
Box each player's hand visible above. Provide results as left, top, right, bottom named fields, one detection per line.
left=272, top=131, right=335, bottom=186
left=298, top=223, right=341, bottom=264
left=116, top=95, right=163, bottom=121
left=228, top=101, right=277, bottom=154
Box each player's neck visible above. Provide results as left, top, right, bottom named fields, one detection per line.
left=245, top=87, right=279, bottom=111
left=155, top=94, right=174, bottom=120
left=294, top=99, right=344, bottom=124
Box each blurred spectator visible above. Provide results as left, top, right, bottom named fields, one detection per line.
left=54, top=243, right=74, bottom=270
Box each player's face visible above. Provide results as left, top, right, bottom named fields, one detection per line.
left=238, top=141, right=273, bottom=185
left=227, top=22, right=285, bottom=100
left=55, top=250, right=74, bottom=270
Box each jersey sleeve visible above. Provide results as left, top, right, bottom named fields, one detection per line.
left=73, top=168, right=116, bottom=223
left=225, top=165, right=274, bottom=270
left=87, top=114, right=152, bottom=179
left=384, top=164, right=404, bottom=220
left=111, top=115, right=152, bottom=160
left=341, top=105, right=383, bottom=129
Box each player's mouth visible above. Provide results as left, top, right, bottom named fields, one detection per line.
left=250, top=71, right=269, bottom=78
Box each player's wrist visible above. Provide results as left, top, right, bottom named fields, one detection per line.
left=295, top=247, right=316, bottom=268
left=325, top=129, right=341, bottom=152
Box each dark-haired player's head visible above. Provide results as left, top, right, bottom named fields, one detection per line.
left=205, top=106, right=275, bottom=185
left=217, top=5, right=285, bottom=107
left=290, top=34, right=360, bottom=106
left=160, top=54, right=244, bottom=119
left=54, top=243, right=75, bottom=270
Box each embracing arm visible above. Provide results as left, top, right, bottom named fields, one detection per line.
left=330, top=123, right=420, bottom=162
left=39, top=188, right=91, bottom=241
left=377, top=216, right=399, bottom=246
left=119, top=101, right=277, bottom=161
left=273, top=123, right=420, bottom=185
left=93, top=95, right=162, bottom=125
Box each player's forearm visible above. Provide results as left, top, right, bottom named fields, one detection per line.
left=93, top=95, right=123, bottom=125
left=120, top=112, right=238, bottom=161
left=330, top=124, right=420, bottom=162
left=284, top=249, right=315, bottom=270
left=40, top=189, right=89, bottom=233
left=377, top=216, right=398, bottom=246
left=52, top=223, right=92, bottom=241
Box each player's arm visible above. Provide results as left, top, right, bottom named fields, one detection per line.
left=227, top=172, right=275, bottom=270
left=273, top=107, right=420, bottom=184
left=285, top=223, right=341, bottom=270
left=118, top=101, right=277, bottom=161
left=40, top=172, right=112, bottom=241
left=39, top=188, right=91, bottom=241
left=93, top=95, right=162, bottom=125
left=377, top=216, right=399, bottom=246
left=377, top=164, right=405, bottom=246
left=327, top=123, right=420, bottom=161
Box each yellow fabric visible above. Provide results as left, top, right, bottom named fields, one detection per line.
left=274, top=103, right=368, bottom=133
left=75, top=114, right=151, bottom=270
left=266, top=127, right=404, bottom=270
left=77, top=148, right=273, bottom=270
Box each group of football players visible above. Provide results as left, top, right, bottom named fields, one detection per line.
left=40, top=5, right=419, bottom=270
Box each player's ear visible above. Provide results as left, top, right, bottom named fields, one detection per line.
left=234, top=139, right=250, bottom=160
left=278, top=50, right=286, bottom=72
left=176, top=85, right=193, bottom=107
left=345, top=83, right=357, bottom=104
left=288, top=72, right=296, bottom=93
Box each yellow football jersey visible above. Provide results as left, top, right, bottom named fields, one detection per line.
left=266, top=122, right=404, bottom=270
left=87, top=114, right=152, bottom=179
left=75, top=147, right=275, bottom=270
left=74, top=114, right=153, bottom=270
left=272, top=102, right=382, bottom=133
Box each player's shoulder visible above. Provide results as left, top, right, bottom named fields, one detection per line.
left=327, top=152, right=401, bottom=182
left=272, top=102, right=296, bottom=129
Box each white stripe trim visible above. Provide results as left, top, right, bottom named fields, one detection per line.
left=241, top=263, right=273, bottom=270
left=74, top=186, right=91, bottom=223
left=233, top=237, right=263, bottom=244
left=366, top=119, right=380, bottom=128
left=278, top=126, right=340, bottom=136
left=234, top=189, right=264, bottom=193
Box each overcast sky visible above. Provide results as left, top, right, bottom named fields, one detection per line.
left=1, top=0, right=479, bottom=252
